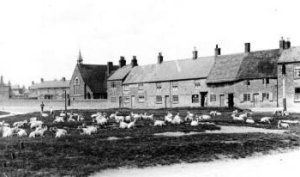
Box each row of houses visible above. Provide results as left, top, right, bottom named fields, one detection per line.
left=107, top=38, right=300, bottom=110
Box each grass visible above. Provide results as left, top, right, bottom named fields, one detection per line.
left=0, top=111, right=9, bottom=116
left=0, top=107, right=300, bottom=176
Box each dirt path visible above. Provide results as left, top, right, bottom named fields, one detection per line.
left=91, top=148, right=300, bottom=177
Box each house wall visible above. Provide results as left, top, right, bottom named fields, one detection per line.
left=107, top=80, right=123, bottom=107
left=277, top=63, right=300, bottom=109
left=29, top=87, right=70, bottom=100
left=208, top=79, right=278, bottom=108
left=121, top=79, right=209, bottom=109
left=0, top=85, right=10, bottom=99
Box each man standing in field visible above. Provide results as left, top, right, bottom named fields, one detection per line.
left=40, top=102, right=45, bottom=112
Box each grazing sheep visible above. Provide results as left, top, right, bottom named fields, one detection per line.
left=13, top=120, right=28, bottom=128
left=232, top=110, right=239, bottom=115
left=94, top=116, right=108, bottom=125
left=278, top=120, right=289, bottom=129
left=77, top=115, right=85, bottom=122
left=164, top=112, right=173, bottom=123
left=29, top=120, right=43, bottom=129
left=200, top=115, right=211, bottom=120
left=67, top=115, right=76, bottom=122
left=125, top=115, right=132, bottom=122
left=119, top=121, right=129, bottom=129
left=190, top=119, right=199, bottom=126
left=54, top=128, right=67, bottom=138
left=210, top=111, right=222, bottom=116
left=59, top=111, right=66, bottom=117
left=185, top=111, right=194, bottom=121
left=1, top=126, right=18, bottom=138
left=260, top=117, right=272, bottom=124
left=172, top=113, right=183, bottom=124
left=53, top=116, right=64, bottom=123
left=238, top=112, right=248, bottom=119
left=115, top=115, right=125, bottom=123
left=231, top=114, right=245, bottom=121
left=29, top=117, right=37, bottom=122
left=41, top=112, right=49, bottom=117
left=16, top=128, right=27, bottom=137
left=246, top=118, right=255, bottom=124
left=109, top=111, right=118, bottom=119
left=154, top=120, right=165, bottom=127
left=142, top=113, right=154, bottom=120
left=29, top=126, right=47, bottom=138
left=131, top=112, right=142, bottom=120
left=91, top=112, right=102, bottom=118
left=127, top=120, right=137, bottom=129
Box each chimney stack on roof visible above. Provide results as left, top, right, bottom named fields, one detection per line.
left=192, top=47, right=198, bottom=59
left=157, top=52, right=163, bottom=64
left=61, top=77, right=66, bottom=81
left=0, top=75, right=3, bottom=85
left=119, top=56, right=126, bottom=68
left=107, top=61, right=114, bottom=76
left=244, top=43, right=251, bottom=53
left=215, top=44, right=221, bottom=56
left=285, top=38, right=291, bottom=49
left=280, top=37, right=292, bottom=50
left=131, top=56, right=138, bottom=67
left=41, top=78, right=44, bottom=83
left=31, top=81, right=34, bottom=85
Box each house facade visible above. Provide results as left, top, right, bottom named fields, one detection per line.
left=0, top=76, right=11, bottom=99
left=28, top=78, right=70, bottom=100
left=69, top=51, right=118, bottom=100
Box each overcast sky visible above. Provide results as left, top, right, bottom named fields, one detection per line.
left=0, top=0, right=299, bottom=87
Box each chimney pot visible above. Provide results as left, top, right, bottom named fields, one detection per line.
left=158, top=52, right=163, bottom=64
left=119, top=56, right=126, bottom=68
left=244, top=43, right=251, bottom=53
left=31, top=81, right=34, bottom=85
left=131, top=56, right=138, bottom=67
left=192, top=47, right=198, bottom=59
left=41, top=78, right=44, bottom=83
left=107, top=61, right=114, bottom=76
left=279, top=37, right=285, bottom=50
left=62, top=77, right=66, bottom=81
left=215, top=44, right=221, bottom=56
left=285, top=38, right=291, bottom=49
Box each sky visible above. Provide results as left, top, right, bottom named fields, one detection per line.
left=0, top=0, right=300, bottom=87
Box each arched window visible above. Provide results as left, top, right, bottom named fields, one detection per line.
left=74, top=77, right=80, bottom=85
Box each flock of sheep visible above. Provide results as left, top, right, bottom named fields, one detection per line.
left=0, top=109, right=297, bottom=138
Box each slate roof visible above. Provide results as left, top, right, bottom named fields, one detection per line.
left=30, top=80, right=70, bottom=89
left=278, top=46, right=300, bottom=64
left=78, top=64, right=118, bottom=93
left=123, top=56, right=215, bottom=84
left=206, top=49, right=281, bottom=84
left=107, top=65, right=133, bottom=81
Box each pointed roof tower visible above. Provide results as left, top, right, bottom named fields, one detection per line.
left=77, top=50, right=83, bottom=64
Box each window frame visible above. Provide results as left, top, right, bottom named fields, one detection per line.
left=294, top=87, right=300, bottom=102
left=210, top=94, right=217, bottom=102
left=138, top=95, right=145, bottom=103
left=172, top=95, right=179, bottom=104
left=156, top=95, right=162, bottom=104
left=192, top=94, right=199, bottom=103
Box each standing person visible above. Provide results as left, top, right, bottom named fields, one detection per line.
left=40, top=102, right=45, bottom=113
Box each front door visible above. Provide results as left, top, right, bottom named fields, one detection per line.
left=220, top=94, right=225, bottom=107
left=253, top=93, right=259, bottom=107
left=200, top=92, right=208, bottom=107
left=228, top=93, right=234, bottom=108
left=165, top=95, right=170, bottom=108
left=119, top=96, right=122, bottom=108
left=131, top=96, right=135, bottom=108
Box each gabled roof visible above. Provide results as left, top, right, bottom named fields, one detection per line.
left=30, top=80, right=70, bottom=89
left=206, top=49, right=281, bottom=84
left=107, top=65, right=133, bottom=81
left=77, top=64, right=118, bottom=93
left=278, top=46, right=300, bottom=63
left=123, top=56, right=215, bottom=84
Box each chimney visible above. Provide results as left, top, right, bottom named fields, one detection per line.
left=0, top=75, right=3, bottom=84
left=192, top=47, right=198, bottom=59
left=157, top=52, right=163, bottom=64
left=244, top=43, right=251, bottom=53
left=285, top=38, right=291, bottom=49
left=41, top=78, right=44, bottom=83
left=119, top=56, right=126, bottom=68
left=215, top=44, right=221, bottom=56
left=131, top=56, right=138, bottom=67
left=31, top=81, right=34, bottom=85
left=279, top=37, right=285, bottom=50
left=107, top=61, right=114, bottom=75
left=61, top=77, right=66, bottom=81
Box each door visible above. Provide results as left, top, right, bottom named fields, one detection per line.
left=165, top=95, right=170, bottom=108
left=228, top=93, right=234, bottom=108
left=220, top=94, right=225, bottom=107
left=200, top=92, right=208, bottom=107
left=131, top=96, right=135, bottom=108
left=253, top=93, right=259, bottom=107
left=119, top=96, right=122, bottom=108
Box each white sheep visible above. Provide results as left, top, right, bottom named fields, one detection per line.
left=154, top=120, right=165, bottom=127
left=55, top=129, right=67, bottom=138
left=1, top=126, right=17, bottom=138
left=109, top=111, right=118, bottom=119
left=115, top=115, right=125, bottom=123
left=164, top=112, right=173, bottom=123
left=190, top=119, right=199, bottom=126
left=94, top=116, right=108, bottom=125
left=13, top=120, right=28, bottom=128
left=245, top=118, right=255, bottom=124
left=142, top=113, right=154, bottom=120
left=91, top=112, right=102, bottom=118
left=232, top=110, right=239, bottom=115
left=17, top=128, right=27, bottom=137
left=278, top=120, right=289, bottom=129
left=127, top=120, right=136, bottom=128
left=29, top=117, right=37, bottom=122
left=231, top=114, right=245, bottom=121
left=260, top=117, right=272, bottom=124
left=59, top=111, right=66, bottom=117
left=119, top=121, right=129, bottom=129
left=41, top=112, right=49, bottom=117
left=67, top=115, right=76, bottom=122
left=53, top=116, right=64, bottom=123
left=30, top=120, right=43, bottom=129
left=77, top=115, right=84, bottom=121
left=29, top=126, right=47, bottom=138
left=200, top=115, right=211, bottom=120
left=172, top=113, right=183, bottom=124
left=131, top=112, right=142, bottom=120
left=281, top=120, right=299, bottom=124
left=125, top=115, right=131, bottom=122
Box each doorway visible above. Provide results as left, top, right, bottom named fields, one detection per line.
left=228, top=93, right=234, bottom=107
left=200, top=92, right=208, bottom=107
left=119, top=96, right=122, bottom=108
left=165, top=95, right=170, bottom=108
left=131, top=96, right=135, bottom=108
left=253, top=93, right=259, bottom=107
left=220, top=94, right=225, bottom=107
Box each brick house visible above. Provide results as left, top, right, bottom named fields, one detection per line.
left=69, top=51, right=118, bottom=100
left=0, top=75, right=11, bottom=99
left=28, top=78, right=70, bottom=100
left=117, top=51, right=215, bottom=109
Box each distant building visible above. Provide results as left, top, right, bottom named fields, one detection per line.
left=0, top=75, right=11, bottom=99
left=29, top=77, right=70, bottom=100
left=69, top=51, right=118, bottom=100
left=10, top=85, right=27, bottom=99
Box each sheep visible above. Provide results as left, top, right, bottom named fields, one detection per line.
left=77, top=115, right=85, bottom=122
left=94, top=116, right=108, bottom=125
left=185, top=111, right=194, bottom=121
left=109, top=111, right=118, bottom=119
left=29, top=117, right=37, bottom=122
left=29, top=120, right=43, bottom=129
left=238, top=112, right=248, bottom=119
left=41, top=112, right=49, bottom=117
left=29, top=126, right=47, bottom=138
left=154, top=120, right=165, bottom=127
left=16, top=128, right=27, bottom=137
left=127, top=120, right=137, bottom=128
left=115, top=115, right=124, bottom=123
left=200, top=114, right=211, bottom=120
left=13, top=120, right=28, bottom=128
left=210, top=111, right=222, bottom=116
left=125, top=115, right=132, bottom=122
left=67, top=115, right=76, bottom=122
left=86, top=125, right=98, bottom=134
left=1, top=126, right=18, bottom=138
left=142, top=113, right=154, bottom=120
left=172, top=113, right=183, bottom=124
left=52, top=128, right=68, bottom=138
left=278, top=120, right=289, bottom=129
left=119, top=121, right=129, bottom=129
left=91, top=112, right=102, bottom=118
left=281, top=120, right=299, bottom=124
left=245, top=118, right=255, bottom=124
left=190, top=119, right=199, bottom=126
left=164, top=112, right=173, bottom=123
left=231, top=114, right=245, bottom=121
left=59, top=111, right=66, bottom=117
left=53, top=116, right=64, bottom=123
left=260, top=117, right=272, bottom=124
left=232, top=110, right=239, bottom=115
left=131, top=112, right=142, bottom=120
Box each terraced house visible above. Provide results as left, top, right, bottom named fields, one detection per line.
left=107, top=38, right=300, bottom=110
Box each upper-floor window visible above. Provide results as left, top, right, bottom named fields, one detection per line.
left=156, top=82, right=162, bottom=90
left=123, top=85, right=129, bottom=91
left=138, top=95, right=145, bottom=103
left=245, top=80, right=250, bottom=86
left=262, top=78, right=269, bottom=85
left=282, top=64, right=286, bottom=75
left=210, top=94, right=217, bottom=102
left=138, top=83, right=144, bottom=90
left=294, top=66, right=300, bottom=79
left=243, top=93, right=251, bottom=102
left=262, top=92, right=270, bottom=101
left=111, top=82, right=116, bottom=88
left=172, top=95, right=179, bottom=104
left=295, top=88, right=300, bottom=102
left=156, top=95, right=162, bottom=104
left=171, top=81, right=178, bottom=91
left=74, top=77, right=80, bottom=85
left=194, top=80, right=201, bottom=88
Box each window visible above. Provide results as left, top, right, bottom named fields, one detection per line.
left=74, top=77, right=80, bottom=85
left=156, top=96, right=162, bottom=104
left=282, top=64, right=286, bottom=75
left=262, top=93, right=269, bottom=101
left=73, top=85, right=80, bottom=95
left=123, top=85, right=129, bottom=91
left=171, top=81, right=178, bottom=91
left=262, top=78, right=269, bottom=85
left=138, top=95, right=145, bottom=103
left=295, top=88, right=300, bottom=101
left=194, top=80, right=201, bottom=88
left=124, top=96, right=130, bottom=103
left=138, top=83, right=144, bottom=90
left=192, top=94, right=199, bottom=103
left=245, top=80, right=250, bottom=86
left=111, top=96, right=117, bottom=102
left=294, top=66, right=300, bottom=79
left=243, top=93, right=251, bottom=101
left=111, top=82, right=116, bottom=88
left=156, top=83, right=162, bottom=90
left=172, top=95, right=179, bottom=104
left=210, top=94, right=217, bottom=102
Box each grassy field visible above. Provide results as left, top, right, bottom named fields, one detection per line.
left=0, top=111, right=9, bottom=116
left=0, top=107, right=300, bottom=177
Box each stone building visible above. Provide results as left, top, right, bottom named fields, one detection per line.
left=28, top=78, right=70, bottom=100
left=69, top=51, right=118, bottom=100
left=0, top=76, right=11, bottom=99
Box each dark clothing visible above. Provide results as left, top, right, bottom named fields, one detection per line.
left=40, top=103, right=45, bottom=112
